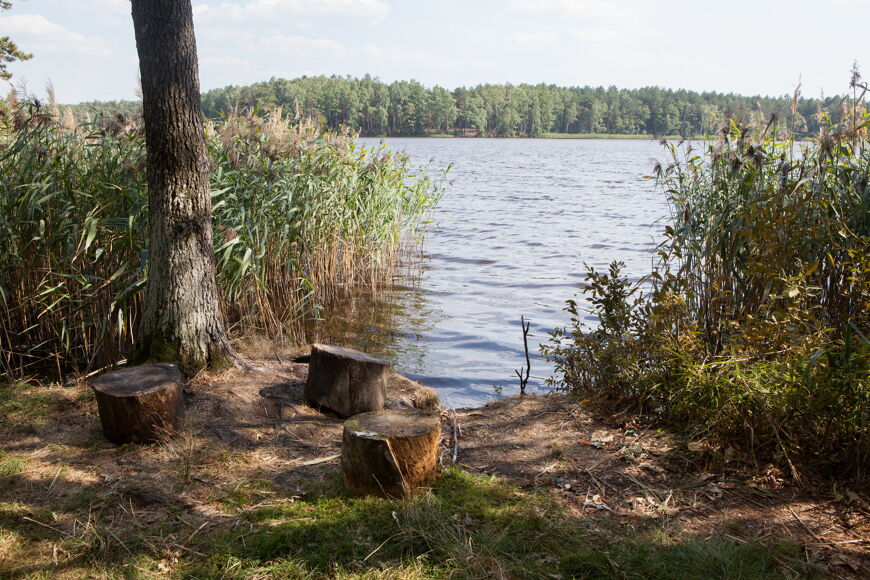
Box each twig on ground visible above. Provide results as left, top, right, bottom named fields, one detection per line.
left=788, top=506, right=822, bottom=543
left=770, top=419, right=801, bottom=485
left=364, top=534, right=400, bottom=562
left=298, top=454, right=340, bottom=467
left=724, top=489, right=770, bottom=509
left=67, top=358, right=128, bottom=385
left=186, top=521, right=210, bottom=543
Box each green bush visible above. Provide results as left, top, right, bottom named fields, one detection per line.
left=545, top=115, right=870, bottom=477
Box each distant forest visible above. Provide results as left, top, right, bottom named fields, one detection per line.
left=68, top=75, right=862, bottom=138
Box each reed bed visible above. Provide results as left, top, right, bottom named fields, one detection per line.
left=0, top=105, right=441, bottom=379
left=545, top=106, right=869, bottom=477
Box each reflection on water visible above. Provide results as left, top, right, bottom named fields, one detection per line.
left=318, top=138, right=671, bottom=408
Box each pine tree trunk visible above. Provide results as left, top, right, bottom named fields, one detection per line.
left=130, top=0, right=235, bottom=373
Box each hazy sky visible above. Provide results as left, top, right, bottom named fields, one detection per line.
left=2, top=0, right=868, bottom=104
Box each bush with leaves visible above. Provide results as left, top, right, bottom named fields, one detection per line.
left=545, top=111, right=870, bottom=477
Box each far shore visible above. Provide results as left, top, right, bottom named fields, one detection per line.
left=364, top=132, right=687, bottom=140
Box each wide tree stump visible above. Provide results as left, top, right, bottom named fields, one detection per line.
left=341, top=409, right=441, bottom=498
left=90, top=363, right=184, bottom=444
left=304, top=344, right=388, bottom=417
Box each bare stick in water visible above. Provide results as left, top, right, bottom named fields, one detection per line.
left=515, top=315, right=531, bottom=395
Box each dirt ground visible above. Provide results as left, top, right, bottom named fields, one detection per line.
left=451, top=395, right=869, bottom=578
left=1, top=353, right=868, bottom=578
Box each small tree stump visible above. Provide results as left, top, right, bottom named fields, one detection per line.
left=304, top=344, right=388, bottom=417
left=90, top=363, right=184, bottom=444
left=341, top=409, right=441, bottom=498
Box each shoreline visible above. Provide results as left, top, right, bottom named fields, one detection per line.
left=363, top=132, right=686, bottom=140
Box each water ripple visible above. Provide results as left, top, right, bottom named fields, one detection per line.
left=355, top=137, right=669, bottom=408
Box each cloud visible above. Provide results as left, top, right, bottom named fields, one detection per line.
left=193, top=4, right=212, bottom=18
left=565, top=25, right=624, bottom=44
left=200, top=56, right=256, bottom=68
left=0, top=14, right=110, bottom=56
left=222, top=33, right=344, bottom=64
left=361, top=43, right=386, bottom=57
left=355, top=44, right=495, bottom=72
left=509, top=0, right=635, bottom=23
left=66, top=0, right=128, bottom=13
left=508, top=31, right=560, bottom=46
left=202, top=0, right=390, bottom=24
left=66, top=0, right=129, bottom=24
left=258, top=34, right=345, bottom=54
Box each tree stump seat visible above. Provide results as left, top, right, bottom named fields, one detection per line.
left=90, top=363, right=184, bottom=444
left=304, top=344, right=389, bottom=418
left=341, top=408, right=441, bottom=498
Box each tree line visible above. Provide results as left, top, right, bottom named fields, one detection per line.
left=66, top=75, right=860, bottom=139
left=196, top=75, right=859, bottom=138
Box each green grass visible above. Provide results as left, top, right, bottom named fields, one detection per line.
left=0, top=451, right=23, bottom=477
left=0, top=382, right=54, bottom=432
left=174, top=469, right=798, bottom=579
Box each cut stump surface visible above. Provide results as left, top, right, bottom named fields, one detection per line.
left=342, top=408, right=441, bottom=498
left=304, top=344, right=388, bottom=418
left=90, top=363, right=184, bottom=445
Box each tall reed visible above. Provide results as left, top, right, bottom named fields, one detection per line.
left=208, top=109, right=440, bottom=341
left=0, top=108, right=146, bottom=378
left=657, top=120, right=869, bottom=354
left=0, top=104, right=442, bottom=379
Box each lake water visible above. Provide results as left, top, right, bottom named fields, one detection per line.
left=342, top=138, right=671, bottom=408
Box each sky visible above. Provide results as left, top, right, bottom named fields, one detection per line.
left=1, top=0, right=868, bottom=104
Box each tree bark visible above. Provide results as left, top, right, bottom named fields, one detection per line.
left=130, top=0, right=236, bottom=373
left=341, top=409, right=441, bottom=498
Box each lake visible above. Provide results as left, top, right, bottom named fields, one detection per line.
left=337, top=138, right=671, bottom=408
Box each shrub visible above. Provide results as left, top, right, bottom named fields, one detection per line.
left=545, top=111, right=870, bottom=477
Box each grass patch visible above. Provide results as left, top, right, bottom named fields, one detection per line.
left=0, top=382, right=56, bottom=433
left=559, top=537, right=806, bottom=579
left=0, top=438, right=815, bottom=580
left=0, top=452, right=23, bottom=477
left=176, top=469, right=791, bottom=579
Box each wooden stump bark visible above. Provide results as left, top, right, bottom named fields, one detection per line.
left=341, top=409, right=441, bottom=498
left=304, top=344, right=388, bottom=417
left=90, top=363, right=184, bottom=444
